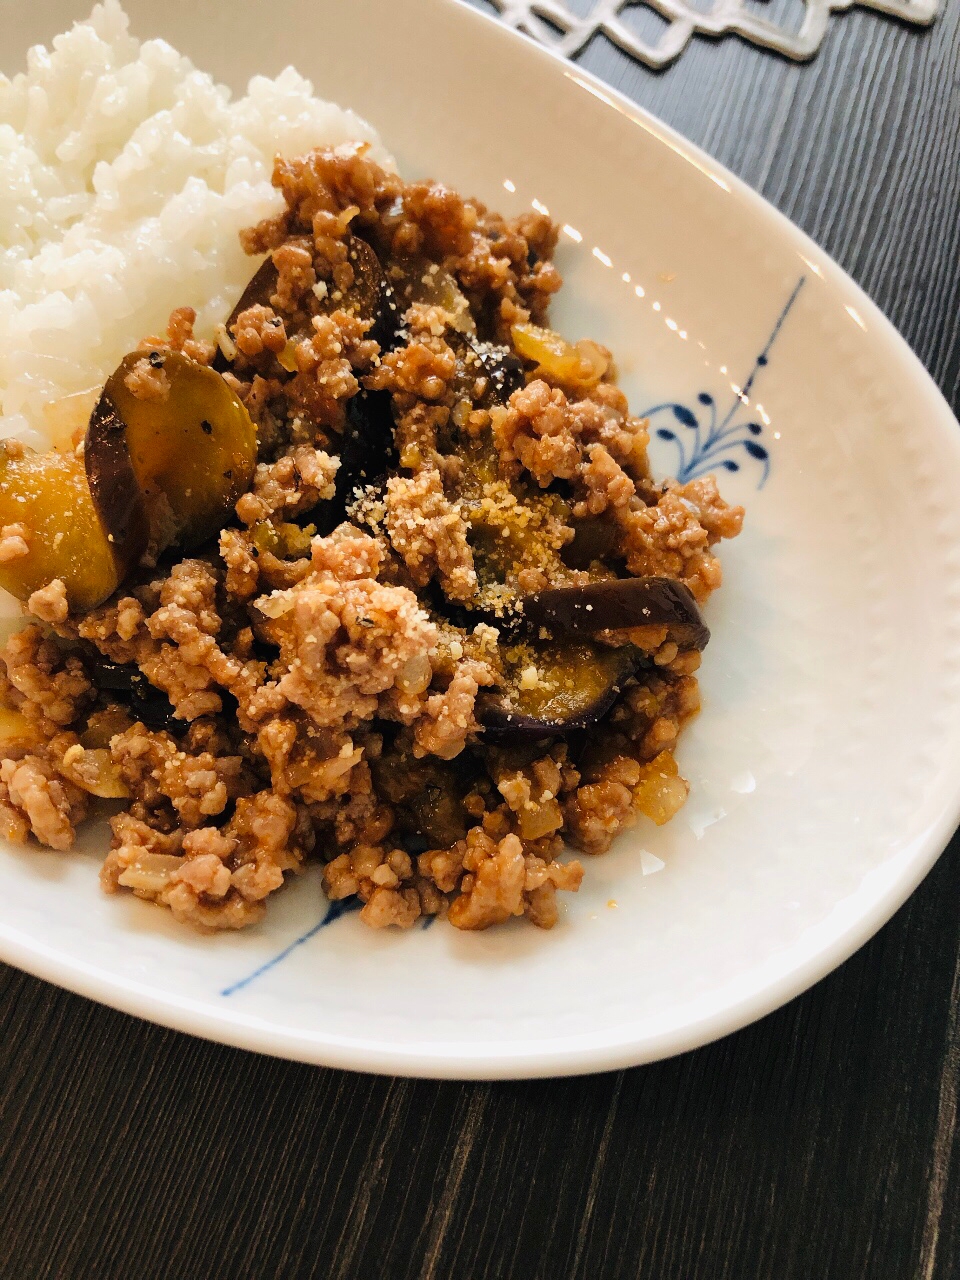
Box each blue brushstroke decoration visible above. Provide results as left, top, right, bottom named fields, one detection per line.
left=642, top=275, right=804, bottom=489
left=221, top=894, right=437, bottom=994
left=220, top=896, right=361, bottom=997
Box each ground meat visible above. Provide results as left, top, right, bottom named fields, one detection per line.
left=620, top=477, right=744, bottom=602
left=447, top=831, right=525, bottom=929
left=563, top=691, right=693, bottom=854
left=322, top=844, right=423, bottom=929
left=232, top=303, right=287, bottom=360
left=110, top=722, right=250, bottom=829
left=235, top=446, right=339, bottom=526
left=392, top=403, right=448, bottom=473
left=367, top=312, right=458, bottom=409
left=223, top=790, right=308, bottom=903
left=258, top=526, right=438, bottom=731
left=563, top=756, right=641, bottom=856
left=0, top=794, right=30, bottom=844
left=0, top=750, right=87, bottom=850
left=285, top=311, right=379, bottom=428
left=76, top=560, right=271, bottom=728
left=140, top=306, right=216, bottom=366
left=413, top=659, right=494, bottom=760
left=0, top=523, right=30, bottom=563
left=317, top=798, right=584, bottom=931
left=102, top=814, right=258, bottom=930
left=256, top=716, right=366, bottom=804
left=272, top=238, right=317, bottom=313
left=577, top=443, right=636, bottom=518
left=495, top=753, right=565, bottom=841
left=617, top=672, right=701, bottom=759
left=494, top=380, right=579, bottom=484
left=219, top=528, right=260, bottom=600
left=123, top=355, right=170, bottom=402
left=383, top=468, right=477, bottom=601
left=102, top=789, right=308, bottom=930
left=522, top=854, right=584, bottom=928
left=1, top=625, right=91, bottom=727
left=493, top=378, right=649, bottom=497
left=452, top=209, right=562, bottom=341
left=360, top=884, right=421, bottom=929
left=227, top=371, right=286, bottom=431
left=26, top=578, right=68, bottom=624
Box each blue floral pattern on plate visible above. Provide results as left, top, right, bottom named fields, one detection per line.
left=644, top=275, right=804, bottom=490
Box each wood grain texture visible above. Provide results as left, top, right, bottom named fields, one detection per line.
left=2, top=5, right=960, bottom=1278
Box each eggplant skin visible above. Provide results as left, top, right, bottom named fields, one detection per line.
left=223, top=257, right=278, bottom=336
left=317, top=388, right=397, bottom=532
left=83, top=391, right=150, bottom=577
left=91, top=660, right=178, bottom=732
left=477, top=685, right=624, bottom=741
left=476, top=576, right=707, bottom=743
left=339, top=387, right=397, bottom=498
left=89, top=351, right=257, bottom=554
left=521, top=577, right=710, bottom=651
left=349, top=237, right=401, bottom=352
left=466, top=341, right=525, bottom=408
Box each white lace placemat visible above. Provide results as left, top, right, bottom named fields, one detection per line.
left=487, top=0, right=939, bottom=68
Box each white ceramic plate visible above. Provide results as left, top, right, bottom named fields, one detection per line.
left=3, top=0, right=960, bottom=1079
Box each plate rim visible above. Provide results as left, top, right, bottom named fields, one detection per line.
left=1, top=0, right=959, bottom=1079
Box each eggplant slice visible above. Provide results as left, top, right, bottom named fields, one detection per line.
left=89, top=351, right=257, bottom=553
left=343, top=237, right=400, bottom=351
left=520, top=577, right=709, bottom=650
left=216, top=236, right=399, bottom=372
left=476, top=578, right=706, bottom=741
left=0, top=444, right=131, bottom=612
left=478, top=642, right=640, bottom=742
left=223, top=257, right=278, bottom=337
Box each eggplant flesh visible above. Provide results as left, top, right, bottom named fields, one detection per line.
left=0, top=445, right=126, bottom=612
left=84, top=395, right=150, bottom=573
left=88, top=351, right=257, bottom=554
left=520, top=577, right=709, bottom=651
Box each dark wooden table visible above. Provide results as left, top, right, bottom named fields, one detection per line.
left=3, top=4, right=960, bottom=1277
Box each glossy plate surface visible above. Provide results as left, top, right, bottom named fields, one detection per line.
left=2, top=0, right=959, bottom=1078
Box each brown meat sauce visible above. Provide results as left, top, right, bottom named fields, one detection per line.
left=0, top=144, right=743, bottom=932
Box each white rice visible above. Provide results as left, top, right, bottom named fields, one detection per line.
left=0, top=0, right=389, bottom=451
